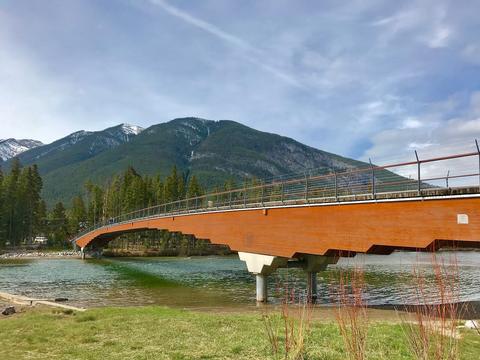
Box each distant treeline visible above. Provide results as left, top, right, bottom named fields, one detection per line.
left=0, top=159, right=44, bottom=248
left=0, top=159, right=236, bottom=250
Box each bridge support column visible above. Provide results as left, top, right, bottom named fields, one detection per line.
left=306, top=271, right=318, bottom=303
left=80, top=247, right=85, bottom=260
left=302, top=255, right=337, bottom=303
left=256, top=274, right=268, bottom=303
left=238, top=252, right=288, bottom=303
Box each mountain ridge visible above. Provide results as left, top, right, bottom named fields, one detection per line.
left=5, top=118, right=367, bottom=206
left=0, top=138, right=43, bottom=161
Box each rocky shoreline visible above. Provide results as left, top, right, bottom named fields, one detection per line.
left=0, top=251, right=81, bottom=259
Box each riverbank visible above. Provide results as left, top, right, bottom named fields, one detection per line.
left=0, top=251, right=81, bottom=259
left=0, top=305, right=479, bottom=359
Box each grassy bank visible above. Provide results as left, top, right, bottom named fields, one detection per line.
left=0, top=306, right=479, bottom=359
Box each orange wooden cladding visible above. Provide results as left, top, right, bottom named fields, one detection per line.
left=76, top=197, right=480, bottom=258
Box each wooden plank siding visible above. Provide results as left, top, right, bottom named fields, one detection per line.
left=76, top=195, right=480, bottom=258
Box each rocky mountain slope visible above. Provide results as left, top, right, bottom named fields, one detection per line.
left=11, top=124, right=143, bottom=174
left=7, top=118, right=370, bottom=206
left=0, top=138, right=43, bottom=161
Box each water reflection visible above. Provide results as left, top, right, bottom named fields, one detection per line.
left=0, top=251, right=479, bottom=309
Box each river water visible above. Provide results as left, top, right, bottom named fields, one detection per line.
left=1, top=251, right=479, bottom=309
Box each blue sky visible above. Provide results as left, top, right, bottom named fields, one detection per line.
left=1, top=0, right=479, bottom=161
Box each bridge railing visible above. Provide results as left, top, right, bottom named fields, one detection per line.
left=73, top=147, right=480, bottom=242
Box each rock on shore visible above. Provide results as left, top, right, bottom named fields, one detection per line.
left=0, top=251, right=81, bottom=259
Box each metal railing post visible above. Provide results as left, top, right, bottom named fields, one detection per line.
left=281, top=178, right=285, bottom=204
left=229, top=191, right=232, bottom=208
left=261, top=181, right=265, bottom=207
left=369, top=158, right=376, bottom=199
left=304, top=172, right=309, bottom=202
left=476, top=139, right=480, bottom=189
left=334, top=171, right=338, bottom=201
left=446, top=170, right=450, bottom=188
left=415, top=150, right=421, bottom=196
left=243, top=181, right=247, bottom=208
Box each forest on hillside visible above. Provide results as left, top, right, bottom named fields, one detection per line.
left=0, top=159, right=234, bottom=252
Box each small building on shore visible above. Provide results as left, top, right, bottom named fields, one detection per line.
left=33, top=236, right=48, bottom=245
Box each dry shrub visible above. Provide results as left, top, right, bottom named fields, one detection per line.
left=334, top=266, right=368, bottom=360
left=401, top=251, right=461, bottom=360
left=262, top=286, right=313, bottom=360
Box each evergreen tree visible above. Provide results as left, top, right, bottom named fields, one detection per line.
left=69, top=196, right=87, bottom=233
left=3, top=158, right=22, bottom=246
left=187, top=175, right=203, bottom=198
left=50, top=202, right=68, bottom=247
left=0, top=166, right=4, bottom=246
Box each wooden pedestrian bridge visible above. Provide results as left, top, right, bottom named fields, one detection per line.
left=73, top=148, right=480, bottom=302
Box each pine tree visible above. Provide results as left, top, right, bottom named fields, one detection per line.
left=187, top=175, right=203, bottom=198
left=69, top=196, right=87, bottom=233
left=4, top=158, right=22, bottom=247
left=165, top=165, right=180, bottom=202
left=0, top=166, right=4, bottom=246
left=50, top=202, right=68, bottom=247
left=0, top=161, right=44, bottom=249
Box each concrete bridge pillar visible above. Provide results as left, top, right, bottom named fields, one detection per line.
left=306, top=271, right=318, bottom=303
left=302, top=255, right=337, bottom=303
left=255, top=274, right=268, bottom=303
left=80, top=247, right=85, bottom=260
left=238, top=252, right=288, bottom=303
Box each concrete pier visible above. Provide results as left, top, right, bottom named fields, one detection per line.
left=255, top=274, right=268, bottom=302
left=306, top=271, right=318, bottom=303
left=302, top=255, right=338, bottom=303
left=80, top=247, right=85, bottom=260
left=238, top=252, right=288, bottom=303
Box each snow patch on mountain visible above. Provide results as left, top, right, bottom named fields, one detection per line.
left=0, top=138, right=43, bottom=161
left=121, top=124, right=144, bottom=136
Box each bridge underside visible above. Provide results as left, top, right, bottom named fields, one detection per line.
left=77, top=196, right=480, bottom=258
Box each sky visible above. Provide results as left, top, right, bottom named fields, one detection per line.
left=1, top=0, right=480, bottom=164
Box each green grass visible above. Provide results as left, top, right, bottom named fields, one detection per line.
left=0, top=306, right=479, bottom=359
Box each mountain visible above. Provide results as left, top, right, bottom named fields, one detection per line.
left=9, top=118, right=371, bottom=206
left=0, top=138, right=43, bottom=161
left=11, top=123, right=143, bottom=175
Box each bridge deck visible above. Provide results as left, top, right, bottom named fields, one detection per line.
left=74, top=148, right=480, bottom=258
left=75, top=188, right=480, bottom=258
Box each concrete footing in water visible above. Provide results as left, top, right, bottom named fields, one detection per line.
left=238, top=252, right=337, bottom=303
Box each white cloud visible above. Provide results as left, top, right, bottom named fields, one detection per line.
left=372, top=2, right=453, bottom=49
left=0, top=32, right=75, bottom=141
left=362, top=92, right=480, bottom=185
left=426, top=26, right=452, bottom=48
left=147, top=0, right=304, bottom=88
left=401, top=117, right=423, bottom=129
left=407, top=142, right=435, bottom=149
left=462, top=44, right=480, bottom=65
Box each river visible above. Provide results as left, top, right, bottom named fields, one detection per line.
left=1, top=251, right=479, bottom=309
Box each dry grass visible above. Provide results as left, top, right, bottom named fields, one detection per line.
left=262, top=286, right=313, bottom=360
left=333, top=266, right=369, bottom=360
left=400, top=251, right=462, bottom=360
